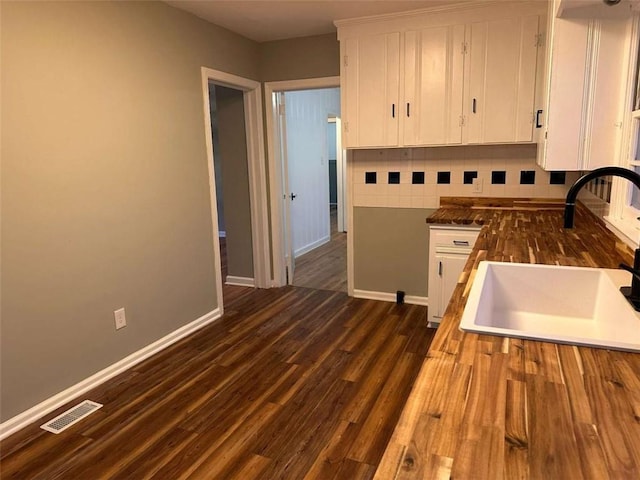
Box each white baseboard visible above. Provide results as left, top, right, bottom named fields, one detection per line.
left=0, top=307, right=222, bottom=441
left=353, top=289, right=429, bottom=306
left=294, top=235, right=330, bottom=258
left=225, top=276, right=255, bottom=287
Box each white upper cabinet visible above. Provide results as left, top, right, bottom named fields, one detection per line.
left=342, top=33, right=400, bottom=148
left=537, top=0, right=632, bottom=171
left=557, top=0, right=640, bottom=19
left=403, top=25, right=466, bottom=146
left=337, top=2, right=546, bottom=149
left=465, top=16, right=540, bottom=144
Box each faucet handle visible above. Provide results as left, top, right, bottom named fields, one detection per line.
left=619, top=263, right=640, bottom=282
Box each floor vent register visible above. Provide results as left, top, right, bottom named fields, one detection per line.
left=40, top=400, right=103, bottom=434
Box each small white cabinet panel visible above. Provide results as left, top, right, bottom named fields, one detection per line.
left=428, top=226, right=480, bottom=327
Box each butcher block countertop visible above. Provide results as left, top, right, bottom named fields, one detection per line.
left=374, top=197, right=639, bottom=480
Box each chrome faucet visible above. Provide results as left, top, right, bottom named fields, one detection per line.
left=564, top=166, right=640, bottom=311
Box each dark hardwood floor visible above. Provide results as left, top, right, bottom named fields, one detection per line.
left=293, top=206, right=347, bottom=293
left=1, top=284, right=435, bottom=479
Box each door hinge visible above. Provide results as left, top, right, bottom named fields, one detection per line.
left=535, top=33, right=543, bottom=48
left=461, top=42, right=468, bottom=55
left=459, top=115, right=465, bottom=126
left=277, top=102, right=286, bottom=116
left=343, top=55, right=349, bottom=67
left=344, top=121, right=349, bottom=133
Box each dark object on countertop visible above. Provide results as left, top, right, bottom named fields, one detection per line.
left=564, top=166, right=640, bottom=311
left=619, top=249, right=640, bottom=311
left=564, top=166, right=640, bottom=228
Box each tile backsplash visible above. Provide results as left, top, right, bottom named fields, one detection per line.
left=351, top=144, right=581, bottom=208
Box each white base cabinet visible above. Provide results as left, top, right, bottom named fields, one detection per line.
left=428, top=226, right=480, bottom=327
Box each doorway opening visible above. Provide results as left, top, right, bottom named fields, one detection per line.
left=208, top=83, right=254, bottom=288
left=200, top=67, right=269, bottom=314
left=266, top=77, right=350, bottom=293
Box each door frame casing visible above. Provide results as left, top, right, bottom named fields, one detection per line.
left=200, top=67, right=270, bottom=313
left=265, top=76, right=353, bottom=293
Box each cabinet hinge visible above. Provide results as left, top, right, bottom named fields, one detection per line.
left=343, top=55, right=349, bottom=67
left=535, top=33, right=543, bottom=48
left=459, top=115, right=465, bottom=126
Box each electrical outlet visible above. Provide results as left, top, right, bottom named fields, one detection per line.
left=114, top=308, right=127, bottom=330
left=472, top=177, right=483, bottom=193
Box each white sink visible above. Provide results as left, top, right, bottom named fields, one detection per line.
left=460, top=261, right=640, bottom=352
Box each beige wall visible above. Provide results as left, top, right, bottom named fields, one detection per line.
left=214, top=86, right=254, bottom=279
left=0, top=1, right=260, bottom=421
left=259, top=33, right=340, bottom=82
left=354, top=208, right=435, bottom=297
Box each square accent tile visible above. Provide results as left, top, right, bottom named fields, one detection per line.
left=437, top=171, right=451, bottom=184
left=412, top=172, right=425, bottom=184
left=550, top=171, right=566, bottom=185
left=520, top=170, right=536, bottom=185
left=463, top=171, right=478, bottom=185
left=491, top=171, right=506, bottom=184
left=365, top=172, right=377, bottom=184
left=388, top=171, right=400, bottom=184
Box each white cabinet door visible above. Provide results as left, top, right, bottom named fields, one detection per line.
left=342, top=32, right=400, bottom=148
left=466, top=15, right=540, bottom=144
left=435, top=254, right=469, bottom=319
left=537, top=0, right=630, bottom=171
left=403, top=25, right=466, bottom=146
left=540, top=14, right=590, bottom=170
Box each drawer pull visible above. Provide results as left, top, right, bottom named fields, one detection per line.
left=453, top=240, right=470, bottom=246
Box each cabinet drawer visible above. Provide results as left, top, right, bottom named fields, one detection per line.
left=431, top=229, right=480, bottom=253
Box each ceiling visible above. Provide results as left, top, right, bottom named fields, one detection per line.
left=165, top=0, right=464, bottom=42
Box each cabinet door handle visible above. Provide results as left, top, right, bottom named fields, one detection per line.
left=406, top=103, right=410, bottom=117
left=472, top=98, right=477, bottom=114
left=535, top=109, right=543, bottom=128
left=453, top=240, right=469, bottom=246
left=438, top=261, right=443, bottom=276
left=392, top=103, right=395, bottom=118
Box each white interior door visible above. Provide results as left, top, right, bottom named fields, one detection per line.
left=276, top=92, right=295, bottom=283
left=285, top=89, right=339, bottom=259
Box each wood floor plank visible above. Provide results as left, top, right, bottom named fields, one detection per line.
left=0, top=285, right=434, bottom=479
left=293, top=207, right=347, bottom=293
